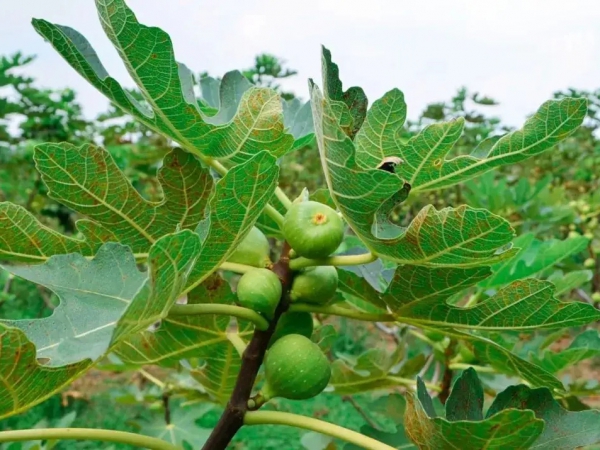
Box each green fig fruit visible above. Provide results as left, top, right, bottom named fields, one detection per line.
left=269, top=312, right=314, bottom=347
left=283, top=201, right=344, bottom=259
left=237, top=268, right=281, bottom=320
left=290, top=266, right=338, bottom=305
left=262, top=334, right=331, bottom=401
left=584, top=258, right=596, bottom=268
left=227, top=227, right=271, bottom=268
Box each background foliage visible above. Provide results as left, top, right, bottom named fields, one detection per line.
left=1, top=5, right=600, bottom=446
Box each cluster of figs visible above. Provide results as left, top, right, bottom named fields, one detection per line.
left=228, top=200, right=344, bottom=402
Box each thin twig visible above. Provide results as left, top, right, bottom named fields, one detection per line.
left=343, top=396, right=379, bottom=429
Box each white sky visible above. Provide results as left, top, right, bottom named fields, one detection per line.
left=2, top=0, right=600, bottom=126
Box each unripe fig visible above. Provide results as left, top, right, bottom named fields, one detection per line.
left=227, top=227, right=271, bottom=268
left=262, top=334, right=331, bottom=401
left=290, top=266, right=338, bottom=305
left=458, top=343, right=477, bottom=364
left=592, top=292, right=600, bottom=303
left=584, top=258, right=596, bottom=268
left=269, top=312, right=314, bottom=347
left=568, top=231, right=581, bottom=239
left=237, top=268, right=281, bottom=320
left=283, top=201, right=344, bottom=259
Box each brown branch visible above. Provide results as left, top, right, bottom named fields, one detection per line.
left=201, top=243, right=294, bottom=450
left=438, top=339, right=457, bottom=404
left=162, top=393, right=171, bottom=425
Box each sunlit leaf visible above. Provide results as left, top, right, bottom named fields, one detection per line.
left=33, top=0, right=293, bottom=165
left=0, top=146, right=211, bottom=262
left=0, top=325, right=91, bottom=420
left=396, top=99, right=586, bottom=192
left=184, top=151, right=279, bottom=292
left=530, top=330, right=600, bottom=374
left=321, top=46, right=367, bottom=138
left=481, top=233, right=590, bottom=288
left=355, top=88, right=407, bottom=169
left=472, top=338, right=564, bottom=391
left=391, top=276, right=600, bottom=332
left=1, top=230, right=200, bottom=366
left=311, top=81, right=516, bottom=267
left=383, top=265, right=490, bottom=311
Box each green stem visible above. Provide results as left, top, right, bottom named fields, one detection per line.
left=0, top=428, right=178, bottom=450
left=227, top=332, right=249, bottom=357
left=138, top=368, right=165, bottom=389
left=169, top=304, right=269, bottom=330
left=220, top=262, right=256, bottom=274
left=289, top=252, right=377, bottom=270
left=407, top=329, right=438, bottom=347
left=386, top=376, right=441, bottom=392
left=289, top=303, right=394, bottom=322
left=449, top=363, right=495, bottom=373
left=264, top=204, right=285, bottom=228
left=274, top=187, right=293, bottom=210
left=244, top=411, right=396, bottom=450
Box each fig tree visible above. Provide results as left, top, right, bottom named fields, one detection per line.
left=262, top=334, right=331, bottom=401
left=283, top=201, right=344, bottom=259
left=269, top=312, right=314, bottom=347
left=290, top=266, right=338, bottom=304
left=227, top=227, right=271, bottom=268
left=236, top=268, right=281, bottom=320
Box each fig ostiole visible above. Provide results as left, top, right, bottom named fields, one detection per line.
left=290, top=266, right=338, bottom=305
left=236, top=268, right=281, bottom=320
left=227, top=226, right=271, bottom=268
left=260, top=334, right=331, bottom=401
left=269, top=311, right=314, bottom=347
left=283, top=201, right=344, bottom=259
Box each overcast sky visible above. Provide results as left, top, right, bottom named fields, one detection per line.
left=2, top=0, right=600, bottom=126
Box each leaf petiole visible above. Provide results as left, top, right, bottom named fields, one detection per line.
left=219, top=262, right=256, bottom=274
left=289, top=303, right=394, bottom=322
left=448, top=363, right=495, bottom=373
left=169, top=304, right=270, bottom=330
left=289, top=252, right=377, bottom=270
left=0, top=428, right=179, bottom=450
left=274, top=186, right=293, bottom=210
left=227, top=332, right=249, bottom=357
left=386, top=376, right=441, bottom=392
left=243, top=411, right=396, bottom=450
